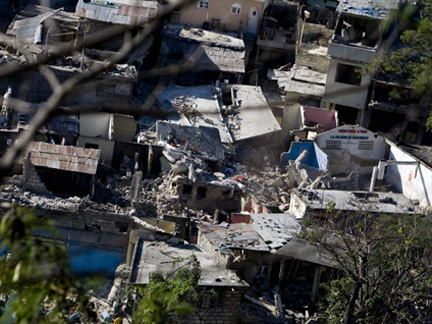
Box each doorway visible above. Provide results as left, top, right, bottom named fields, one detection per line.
left=248, top=7, right=259, bottom=34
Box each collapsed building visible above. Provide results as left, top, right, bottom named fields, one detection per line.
left=126, top=230, right=249, bottom=324
left=75, top=0, right=156, bottom=64
left=1, top=0, right=432, bottom=321
left=322, top=0, right=398, bottom=122
left=160, top=24, right=247, bottom=84
left=256, top=0, right=298, bottom=69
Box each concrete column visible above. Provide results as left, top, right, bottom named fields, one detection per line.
left=266, top=262, right=273, bottom=285
left=147, top=144, right=153, bottom=177
left=22, top=152, right=31, bottom=191
left=369, top=166, right=378, bottom=192
left=278, top=260, right=286, bottom=284
left=360, top=106, right=372, bottom=129
left=311, top=266, right=322, bottom=302
left=400, top=118, right=409, bottom=142
left=130, top=171, right=143, bottom=205
left=416, top=117, right=426, bottom=145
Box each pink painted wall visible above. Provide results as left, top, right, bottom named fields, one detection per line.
left=303, top=106, right=339, bottom=131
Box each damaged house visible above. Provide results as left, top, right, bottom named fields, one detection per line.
left=288, top=188, right=418, bottom=220
left=276, top=103, right=338, bottom=140
left=157, top=83, right=233, bottom=143
left=323, top=0, right=399, bottom=123
left=372, top=140, right=432, bottom=209
left=223, top=84, right=281, bottom=143
left=2, top=5, right=139, bottom=106
left=160, top=24, right=247, bottom=84
left=75, top=0, right=156, bottom=64
left=256, top=0, right=298, bottom=68
left=314, top=124, right=387, bottom=176
left=77, top=112, right=137, bottom=167
left=196, top=212, right=337, bottom=318
left=173, top=0, right=266, bottom=36
left=127, top=230, right=248, bottom=324
left=363, top=75, right=431, bottom=145
left=77, top=111, right=162, bottom=176
left=266, top=9, right=335, bottom=129
left=161, top=0, right=269, bottom=84
left=155, top=120, right=244, bottom=213
left=23, top=141, right=100, bottom=197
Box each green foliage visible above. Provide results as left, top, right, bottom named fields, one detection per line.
left=365, top=1, right=432, bottom=130
left=131, top=254, right=202, bottom=324
left=307, top=213, right=432, bottom=323
left=319, top=278, right=355, bottom=324
left=0, top=205, right=98, bottom=324
left=326, top=200, right=336, bottom=214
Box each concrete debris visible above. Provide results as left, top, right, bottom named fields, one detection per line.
left=0, top=5, right=427, bottom=321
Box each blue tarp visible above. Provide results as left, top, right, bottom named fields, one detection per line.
left=281, top=142, right=327, bottom=170
left=68, top=243, right=125, bottom=277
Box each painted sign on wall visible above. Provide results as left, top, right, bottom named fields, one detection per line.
left=315, top=125, right=387, bottom=175
left=317, top=126, right=383, bottom=153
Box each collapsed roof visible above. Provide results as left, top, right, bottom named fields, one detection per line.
left=226, top=85, right=281, bottom=141
left=162, top=24, right=246, bottom=74
left=156, top=120, right=225, bottom=161
left=157, top=84, right=232, bottom=143
left=129, top=239, right=248, bottom=287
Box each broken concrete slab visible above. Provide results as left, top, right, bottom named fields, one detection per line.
left=157, top=84, right=232, bottom=144
left=156, top=120, right=225, bottom=160
left=226, top=85, right=281, bottom=142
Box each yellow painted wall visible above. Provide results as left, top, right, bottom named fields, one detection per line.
left=179, top=0, right=265, bottom=34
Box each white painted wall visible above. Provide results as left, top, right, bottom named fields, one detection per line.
left=315, top=125, right=386, bottom=175
left=79, top=113, right=110, bottom=139
left=323, top=59, right=371, bottom=109
left=384, top=142, right=432, bottom=208
left=77, top=136, right=115, bottom=166
left=282, top=103, right=304, bottom=134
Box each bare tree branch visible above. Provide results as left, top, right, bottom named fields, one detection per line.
left=0, top=0, right=193, bottom=177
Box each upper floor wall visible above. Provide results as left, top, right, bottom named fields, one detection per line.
left=323, top=58, right=372, bottom=109
left=178, top=0, right=266, bottom=34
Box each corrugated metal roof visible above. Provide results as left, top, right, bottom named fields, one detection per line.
left=28, top=142, right=100, bottom=175
left=275, top=237, right=336, bottom=268
left=13, top=10, right=57, bottom=44
left=76, top=0, right=157, bottom=24
left=250, top=213, right=301, bottom=250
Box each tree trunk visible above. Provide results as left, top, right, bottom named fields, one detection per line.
left=344, top=281, right=361, bottom=324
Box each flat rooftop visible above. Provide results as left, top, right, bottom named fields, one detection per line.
left=157, top=84, right=232, bottom=143
left=293, top=189, right=418, bottom=215
left=268, top=65, right=326, bottom=97
left=337, top=0, right=399, bottom=19
left=130, top=239, right=248, bottom=287
left=228, top=85, right=281, bottom=141
left=164, top=24, right=245, bottom=49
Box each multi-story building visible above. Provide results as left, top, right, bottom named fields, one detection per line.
left=323, top=0, right=398, bottom=123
